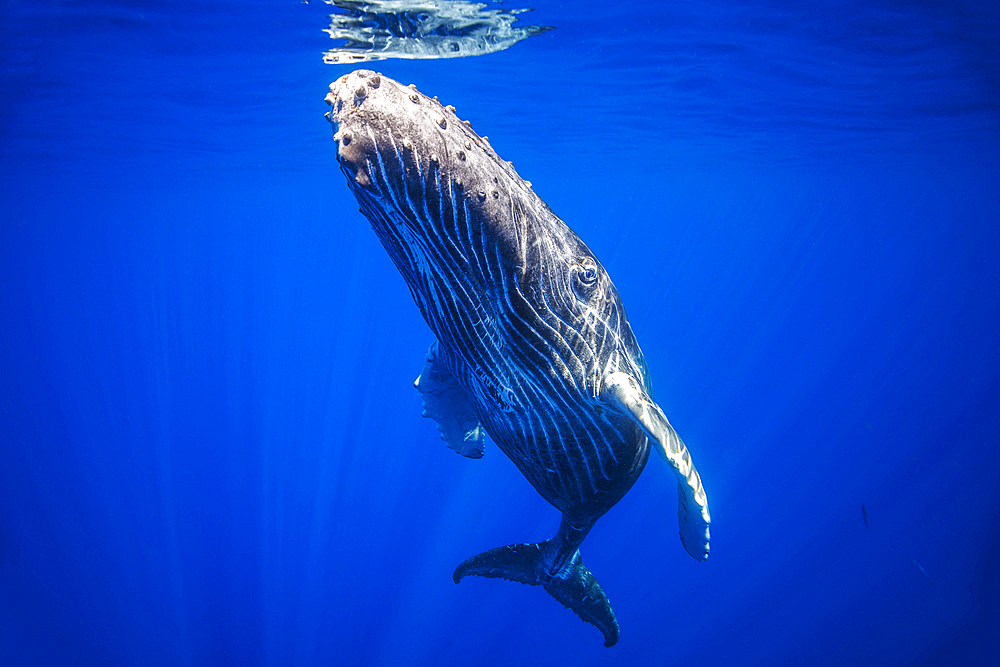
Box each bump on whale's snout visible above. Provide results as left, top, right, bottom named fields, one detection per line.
left=324, top=68, right=382, bottom=124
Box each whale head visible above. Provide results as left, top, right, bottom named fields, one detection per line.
left=325, top=70, right=647, bottom=395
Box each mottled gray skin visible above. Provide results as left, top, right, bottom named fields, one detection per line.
left=325, top=69, right=710, bottom=647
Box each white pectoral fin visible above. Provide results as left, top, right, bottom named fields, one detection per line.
left=601, top=372, right=711, bottom=561
left=414, top=342, right=485, bottom=459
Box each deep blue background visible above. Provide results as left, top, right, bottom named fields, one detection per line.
left=2, top=1, right=999, bottom=664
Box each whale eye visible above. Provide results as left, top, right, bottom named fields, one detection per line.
left=572, top=261, right=600, bottom=300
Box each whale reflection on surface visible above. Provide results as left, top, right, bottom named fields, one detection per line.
left=321, top=0, right=552, bottom=63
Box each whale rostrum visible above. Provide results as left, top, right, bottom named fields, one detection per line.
left=325, top=69, right=711, bottom=647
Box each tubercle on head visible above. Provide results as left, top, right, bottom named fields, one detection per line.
left=325, top=70, right=385, bottom=119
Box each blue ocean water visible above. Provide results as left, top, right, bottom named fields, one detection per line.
left=2, top=0, right=999, bottom=664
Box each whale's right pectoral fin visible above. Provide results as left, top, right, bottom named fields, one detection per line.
left=600, top=372, right=711, bottom=561
left=414, top=342, right=485, bottom=458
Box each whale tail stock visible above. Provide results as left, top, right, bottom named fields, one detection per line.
left=452, top=518, right=620, bottom=647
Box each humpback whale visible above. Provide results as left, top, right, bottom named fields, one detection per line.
left=325, top=70, right=711, bottom=647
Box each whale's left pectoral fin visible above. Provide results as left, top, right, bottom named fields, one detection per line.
left=414, top=342, right=485, bottom=458
left=600, top=372, right=711, bottom=561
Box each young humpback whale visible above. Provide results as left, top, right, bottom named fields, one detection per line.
left=325, top=69, right=711, bottom=646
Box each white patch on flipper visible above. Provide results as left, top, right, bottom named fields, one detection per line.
left=414, top=343, right=485, bottom=458
left=599, top=371, right=711, bottom=561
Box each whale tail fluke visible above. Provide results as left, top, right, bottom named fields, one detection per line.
left=453, top=540, right=620, bottom=647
